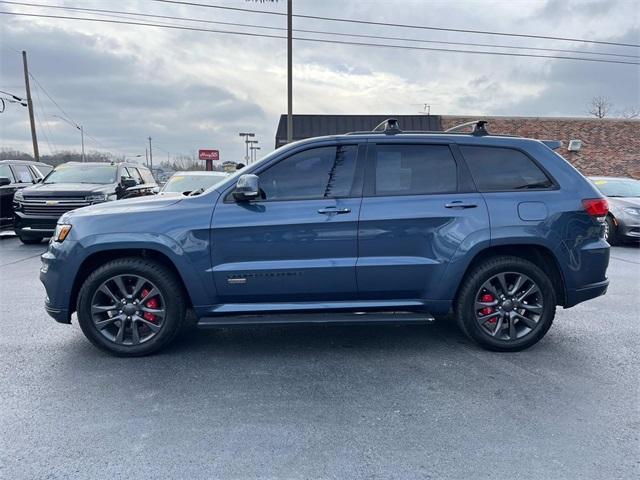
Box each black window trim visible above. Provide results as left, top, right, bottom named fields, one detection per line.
left=223, top=141, right=366, bottom=204
left=456, top=143, right=559, bottom=193
left=362, top=141, right=463, bottom=198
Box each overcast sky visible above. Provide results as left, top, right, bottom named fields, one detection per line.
left=1, top=0, right=638, bottom=163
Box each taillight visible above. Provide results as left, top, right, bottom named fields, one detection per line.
left=582, top=198, right=609, bottom=217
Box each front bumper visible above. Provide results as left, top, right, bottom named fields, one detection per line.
left=40, top=240, right=78, bottom=324
left=14, top=211, right=57, bottom=237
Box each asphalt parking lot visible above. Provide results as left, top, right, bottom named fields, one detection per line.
left=0, top=235, right=638, bottom=480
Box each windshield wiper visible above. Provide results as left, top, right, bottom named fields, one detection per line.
left=187, top=188, right=205, bottom=196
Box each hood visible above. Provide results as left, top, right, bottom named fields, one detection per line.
left=22, top=182, right=114, bottom=197
left=63, top=195, right=183, bottom=222
left=607, top=196, right=640, bottom=209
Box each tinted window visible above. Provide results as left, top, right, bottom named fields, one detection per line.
left=373, top=144, right=457, bottom=196
left=258, top=145, right=358, bottom=201
left=0, top=165, right=15, bottom=182
left=11, top=165, right=34, bottom=183
left=461, top=146, right=552, bottom=191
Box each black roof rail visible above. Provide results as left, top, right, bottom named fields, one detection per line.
left=445, top=120, right=489, bottom=136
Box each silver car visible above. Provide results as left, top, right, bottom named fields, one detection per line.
left=159, top=171, right=229, bottom=196
left=590, top=176, right=640, bottom=244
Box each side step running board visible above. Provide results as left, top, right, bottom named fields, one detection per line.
left=197, top=311, right=436, bottom=328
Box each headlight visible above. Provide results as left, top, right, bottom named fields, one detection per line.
left=13, top=190, right=23, bottom=203
left=86, top=193, right=108, bottom=203
left=53, top=224, right=72, bottom=242
left=623, top=207, right=640, bottom=216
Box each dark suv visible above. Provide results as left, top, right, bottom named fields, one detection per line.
left=40, top=120, right=610, bottom=356
left=14, top=161, right=157, bottom=244
left=0, top=159, right=53, bottom=231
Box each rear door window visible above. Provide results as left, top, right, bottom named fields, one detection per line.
left=461, top=146, right=553, bottom=191
left=371, top=144, right=457, bottom=196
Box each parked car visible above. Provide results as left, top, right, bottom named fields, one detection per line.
left=589, top=176, right=640, bottom=244
left=159, top=171, right=229, bottom=196
left=14, top=162, right=157, bottom=244
left=0, top=159, right=53, bottom=231
left=40, top=119, right=610, bottom=356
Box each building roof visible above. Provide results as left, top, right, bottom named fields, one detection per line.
left=275, top=114, right=442, bottom=147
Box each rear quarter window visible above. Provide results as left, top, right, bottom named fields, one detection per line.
left=461, top=146, right=553, bottom=191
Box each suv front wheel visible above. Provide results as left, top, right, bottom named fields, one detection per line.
left=455, top=256, right=556, bottom=352
left=76, top=257, right=186, bottom=356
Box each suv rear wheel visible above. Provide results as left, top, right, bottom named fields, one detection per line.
left=76, top=257, right=186, bottom=356
left=455, top=256, right=556, bottom=352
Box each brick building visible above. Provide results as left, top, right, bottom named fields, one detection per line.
left=275, top=114, right=640, bottom=178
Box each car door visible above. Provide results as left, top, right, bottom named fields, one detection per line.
left=0, top=164, right=17, bottom=228
left=356, top=140, right=490, bottom=300
left=211, top=142, right=365, bottom=304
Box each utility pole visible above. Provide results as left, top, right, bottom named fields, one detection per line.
left=22, top=50, right=40, bottom=161
left=145, top=148, right=148, bottom=166
left=287, top=0, right=293, bottom=144
left=148, top=136, right=153, bottom=172
left=79, top=124, right=85, bottom=162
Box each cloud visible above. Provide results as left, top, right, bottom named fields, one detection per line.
left=1, top=0, right=638, bottom=161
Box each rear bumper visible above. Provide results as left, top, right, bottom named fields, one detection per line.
left=564, top=278, right=609, bottom=308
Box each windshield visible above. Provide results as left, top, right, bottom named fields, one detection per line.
left=161, top=173, right=227, bottom=193
left=592, top=178, right=640, bottom=197
left=44, top=164, right=118, bottom=184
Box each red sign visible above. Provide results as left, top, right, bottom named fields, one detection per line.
left=199, top=149, right=219, bottom=161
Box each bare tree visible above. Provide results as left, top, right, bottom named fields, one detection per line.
left=620, top=106, right=640, bottom=119
left=588, top=96, right=613, bottom=118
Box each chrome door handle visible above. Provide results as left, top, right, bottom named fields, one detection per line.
left=445, top=201, right=477, bottom=209
left=318, top=207, right=351, bottom=214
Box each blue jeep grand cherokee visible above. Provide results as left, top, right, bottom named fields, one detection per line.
left=40, top=120, right=610, bottom=356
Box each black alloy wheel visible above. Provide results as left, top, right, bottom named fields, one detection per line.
left=77, top=258, right=186, bottom=356
left=455, top=256, right=556, bottom=352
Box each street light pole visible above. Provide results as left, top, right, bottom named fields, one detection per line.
left=239, top=132, right=255, bottom=163
left=148, top=136, right=153, bottom=172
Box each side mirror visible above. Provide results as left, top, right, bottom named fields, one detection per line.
left=121, top=177, right=137, bottom=189
left=0, top=176, right=11, bottom=187
left=233, top=174, right=260, bottom=202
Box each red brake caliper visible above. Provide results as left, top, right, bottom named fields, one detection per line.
left=480, top=293, right=497, bottom=324
left=140, top=288, right=159, bottom=323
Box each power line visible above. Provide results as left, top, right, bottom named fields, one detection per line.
left=150, top=0, right=640, bottom=48
left=30, top=80, right=57, bottom=153
left=2, top=11, right=638, bottom=66
left=2, top=1, right=637, bottom=59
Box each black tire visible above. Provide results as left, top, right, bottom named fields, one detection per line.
left=76, top=257, right=186, bottom=356
left=454, top=255, right=556, bottom=352
left=605, top=215, right=620, bottom=246
left=18, top=235, right=43, bottom=245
